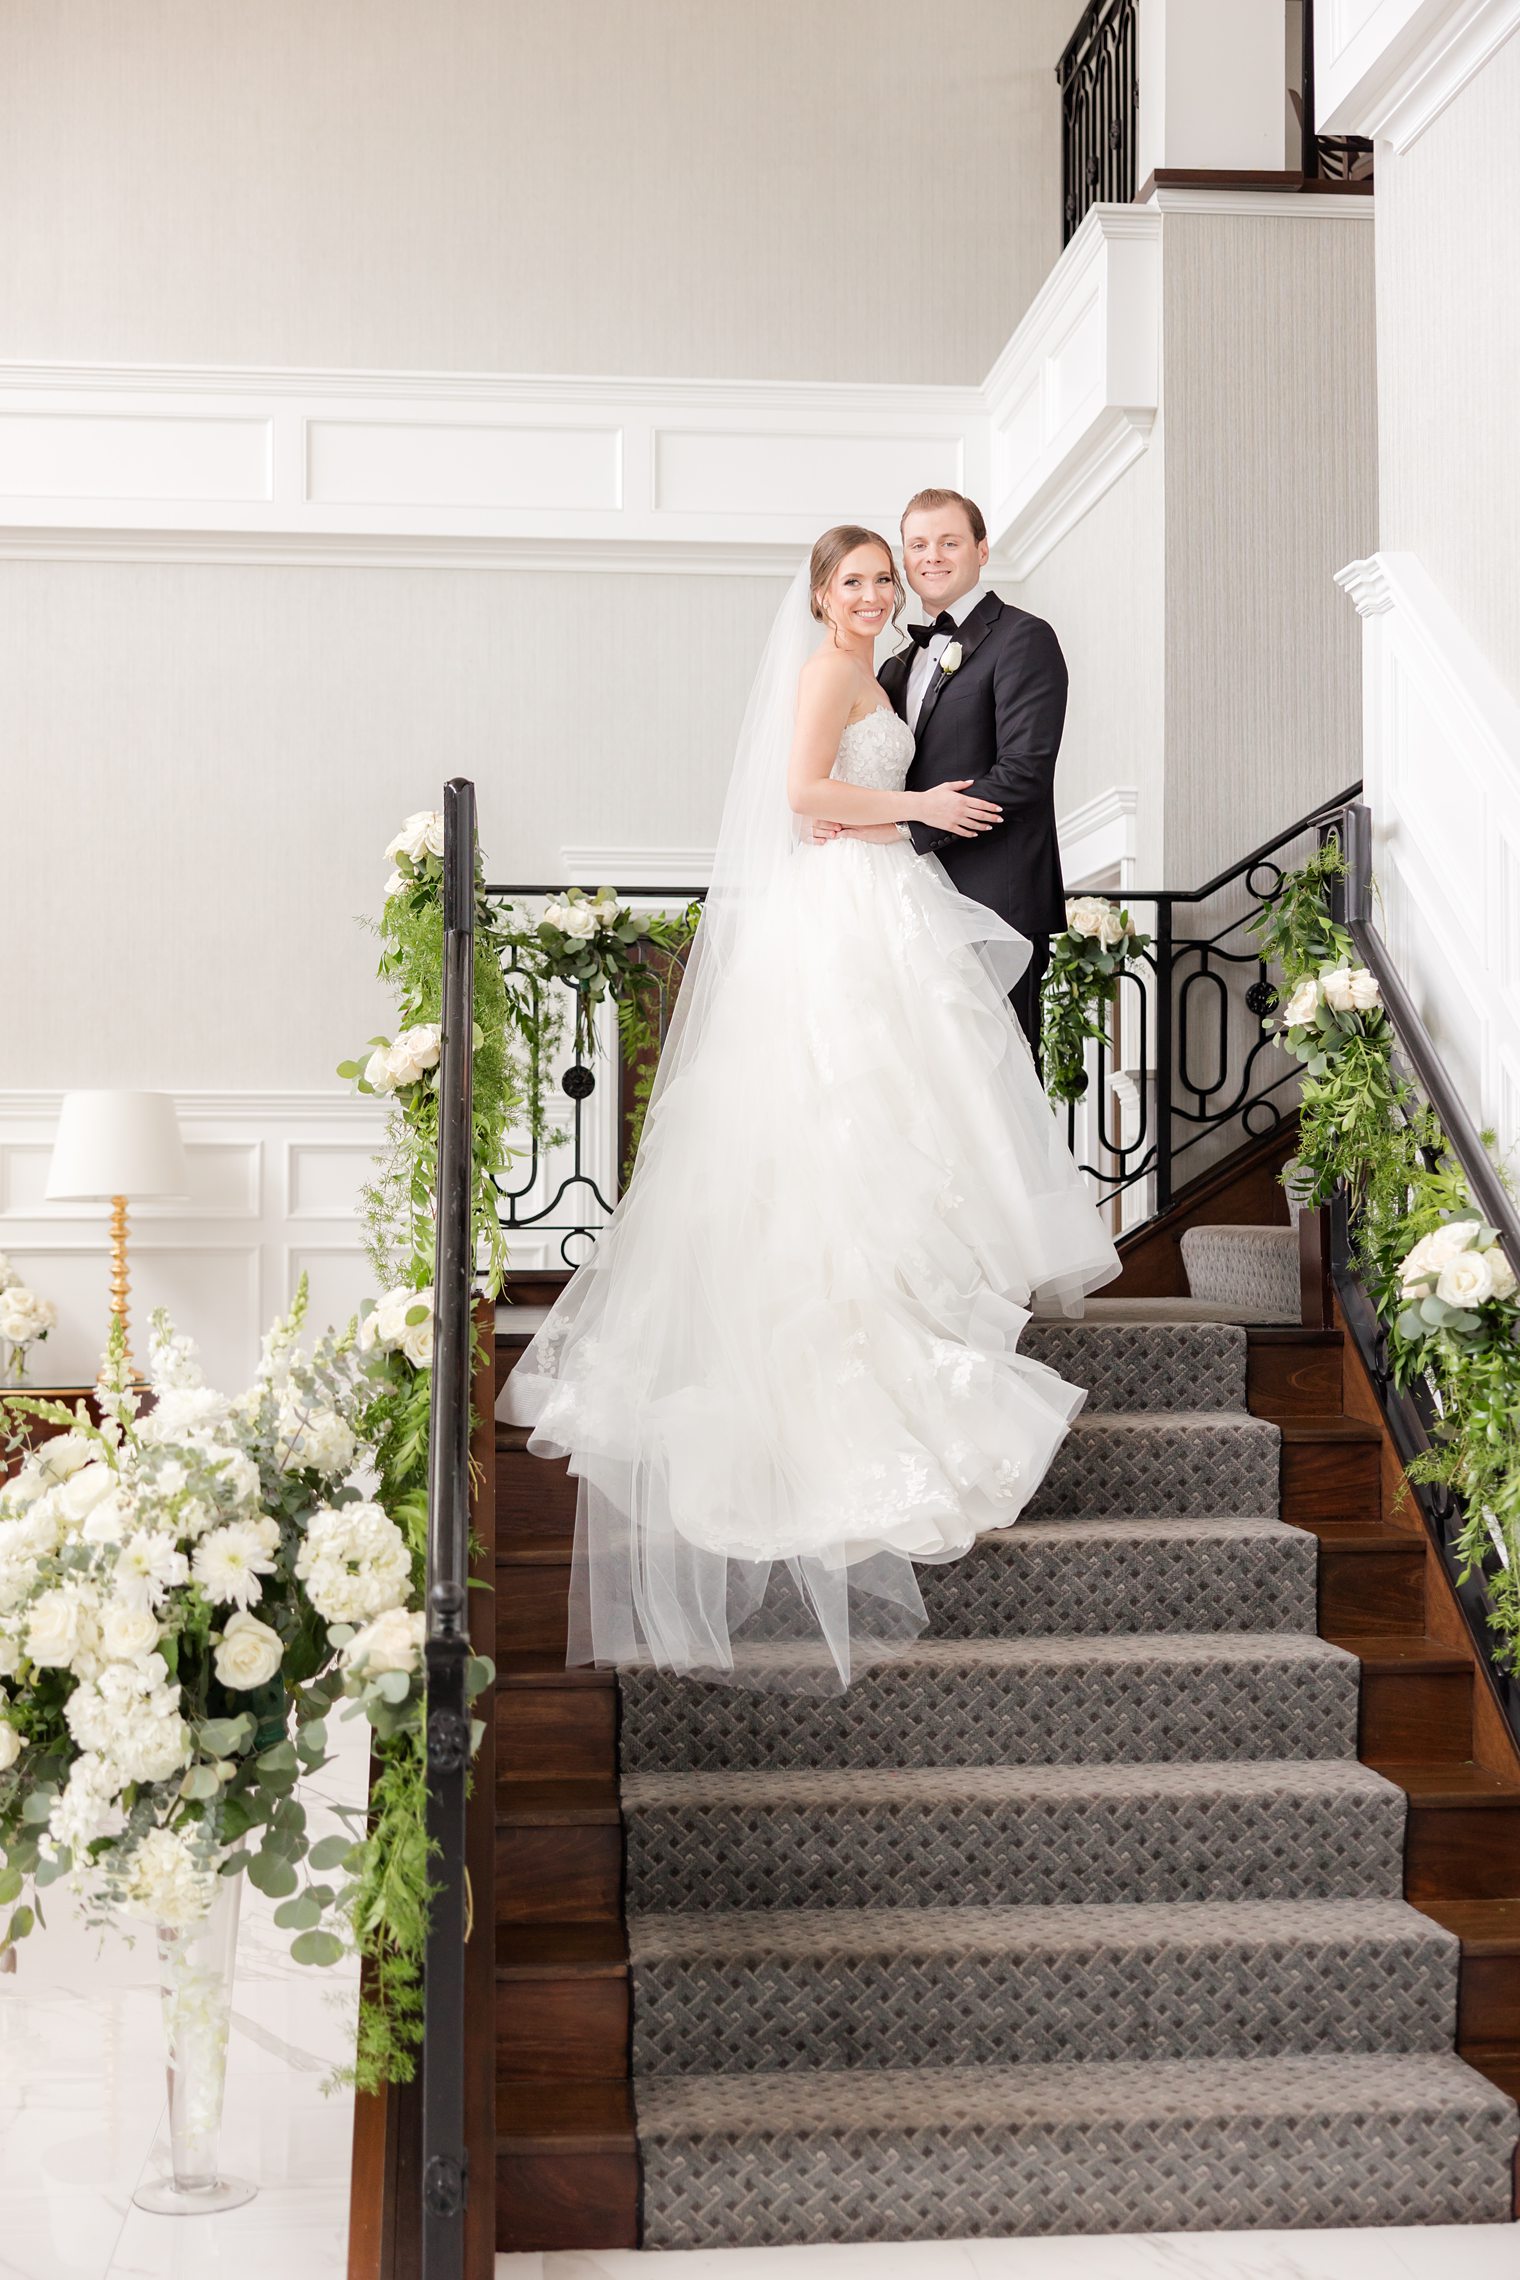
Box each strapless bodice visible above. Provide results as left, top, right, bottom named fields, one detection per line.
left=831, top=706, right=915, bottom=791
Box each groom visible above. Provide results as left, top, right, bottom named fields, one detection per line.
left=877, top=488, right=1069, bottom=1067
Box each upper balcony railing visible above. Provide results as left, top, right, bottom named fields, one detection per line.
left=1058, top=0, right=1138, bottom=246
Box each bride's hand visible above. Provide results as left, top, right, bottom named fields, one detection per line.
left=912, top=781, right=1003, bottom=837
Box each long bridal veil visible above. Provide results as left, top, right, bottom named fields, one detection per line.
left=504, top=566, right=1120, bottom=1689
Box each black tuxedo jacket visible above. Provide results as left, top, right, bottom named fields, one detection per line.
left=879, top=591, right=1068, bottom=938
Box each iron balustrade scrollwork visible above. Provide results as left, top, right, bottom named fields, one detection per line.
left=1058, top=0, right=1138, bottom=244
left=1058, top=785, right=1363, bottom=1220
left=421, top=777, right=478, bottom=2280
left=480, top=883, right=705, bottom=1265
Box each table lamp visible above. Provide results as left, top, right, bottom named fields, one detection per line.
left=46, top=1091, right=188, bottom=1376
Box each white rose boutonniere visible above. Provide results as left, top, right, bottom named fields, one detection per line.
left=939, top=640, right=963, bottom=676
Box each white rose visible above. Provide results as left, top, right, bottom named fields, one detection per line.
left=384, top=810, right=445, bottom=866
left=1065, top=896, right=1111, bottom=942
left=1436, top=1249, right=1496, bottom=1308
left=560, top=904, right=599, bottom=940
left=1488, top=1246, right=1517, bottom=1301
left=37, top=1434, right=95, bottom=1484
left=0, top=1287, right=56, bottom=1346
left=1319, top=966, right=1357, bottom=1012
left=939, top=640, right=963, bottom=674
left=364, top=1045, right=396, bottom=1094
left=1424, top=1221, right=1482, bottom=1270
left=344, top=1606, right=425, bottom=1676
left=594, top=899, right=621, bottom=930
left=1346, top=967, right=1381, bottom=1011
left=57, top=1462, right=117, bottom=1530
left=383, top=869, right=407, bottom=899
left=27, top=1586, right=98, bottom=1670
left=99, top=1602, right=161, bottom=1662
left=1095, top=905, right=1125, bottom=949
left=541, top=900, right=571, bottom=932
left=0, top=1722, right=22, bottom=1772
left=397, top=1298, right=434, bottom=1370
left=212, top=1609, right=285, bottom=1691
left=1282, top=977, right=1322, bottom=1028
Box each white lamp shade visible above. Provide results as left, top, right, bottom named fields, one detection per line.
left=46, top=1090, right=189, bottom=1202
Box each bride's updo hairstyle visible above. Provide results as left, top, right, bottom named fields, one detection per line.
left=808, top=524, right=906, bottom=634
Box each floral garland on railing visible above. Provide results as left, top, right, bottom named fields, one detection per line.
left=1252, top=842, right=1520, bottom=1670
left=335, top=806, right=515, bottom=2090
left=492, top=886, right=700, bottom=1174
left=1040, top=895, right=1152, bottom=1106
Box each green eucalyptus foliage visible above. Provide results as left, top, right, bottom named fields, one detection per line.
left=1254, top=846, right=1520, bottom=1672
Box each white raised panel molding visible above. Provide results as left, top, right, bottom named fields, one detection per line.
left=1314, top=0, right=1520, bottom=148
left=0, top=364, right=984, bottom=575
left=0, top=1091, right=387, bottom=1390
left=1337, top=548, right=1520, bottom=1162
left=556, top=847, right=715, bottom=890
left=1059, top=786, right=1141, bottom=891
left=982, top=209, right=1161, bottom=582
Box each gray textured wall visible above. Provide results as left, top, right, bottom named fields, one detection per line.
left=1160, top=210, right=1377, bottom=884
left=0, top=0, right=1075, bottom=384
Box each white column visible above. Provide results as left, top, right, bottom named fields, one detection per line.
left=1136, top=0, right=1289, bottom=183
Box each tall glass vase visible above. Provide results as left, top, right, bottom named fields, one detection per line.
left=133, top=1867, right=256, bottom=2214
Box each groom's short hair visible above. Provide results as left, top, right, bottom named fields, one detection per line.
left=901, top=488, right=987, bottom=546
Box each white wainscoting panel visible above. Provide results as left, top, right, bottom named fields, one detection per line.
left=982, top=209, right=1162, bottom=582
left=1315, top=0, right=1520, bottom=147
left=1339, top=549, right=1520, bottom=1165
left=0, top=1093, right=387, bottom=1391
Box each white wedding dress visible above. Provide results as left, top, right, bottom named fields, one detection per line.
left=504, top=624, right=1123, bottom=1688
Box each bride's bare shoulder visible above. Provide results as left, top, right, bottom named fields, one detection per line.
left=798, top=646, right=855, bottom=691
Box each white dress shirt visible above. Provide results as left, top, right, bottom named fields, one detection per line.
left=905, top=580, right=988, bottom=730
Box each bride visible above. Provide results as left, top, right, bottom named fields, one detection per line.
left=503, top=525, right=1121, bottom=1687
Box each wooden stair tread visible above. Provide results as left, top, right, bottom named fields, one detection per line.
left=1327, top=1635, right=1470, bottom=1672
left=1369, top=1761, right=1520, bottom=1807
left=1420, top=1899, right=1520, bottom=1952
left=499, top=1779, right=622, bottom=1827
left=498, top=1651, right=613, bottom=1689
left=498, top=1535, right=574, bottom=1567
left=1246, top=1327, right=1343, bottom=1348
left=496, top=1921, right=628, bottom=1979
left=497, top=2077, right=636, bottom=2155
left=1279, top=1417, right=1382, bottom=1446
left=497, top=1421, right=534, bottom=1451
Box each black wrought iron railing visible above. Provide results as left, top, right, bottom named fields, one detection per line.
left=421, top=777, right=478, bottom=2277
left=1327, top=798, right=1520, bottom=1743
left=1296, top=0, right=1376, bottom=187
left=1058, top=0, right=1138, bottom=244
left=480, top=881, right=702, bottom=1267
left=1058, top=784, right=1361, bottom=1220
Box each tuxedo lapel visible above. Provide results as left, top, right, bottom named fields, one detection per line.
left=881, top=643, right=913, bottom=720
left=912, top=590, right=1002, bottom=747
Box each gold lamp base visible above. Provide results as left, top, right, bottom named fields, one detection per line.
left=108, top=1192, right=135, bottom=1377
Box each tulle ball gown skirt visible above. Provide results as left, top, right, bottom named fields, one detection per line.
left=504, top=836, right=1121, bottom=1688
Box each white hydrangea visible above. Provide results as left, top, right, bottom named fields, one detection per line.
left=344, top=1606, right=426, bottom=1677
left=295, top=1501, right=412, bottom=1625
left=64, top=1659, right=189, bottom=1786
left=118, top=1825, right=217, bottom=1928
left=274, top=1400, right=356, bottom=1479
left=48, top=1754, right=126, bottom=1856
left=358, top=1285, right=434, bottom=1371
left=191, top=1517, right=280, bottom=1609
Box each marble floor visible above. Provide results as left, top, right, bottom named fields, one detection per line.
left=5, top=1705, right=1516, bottom=2280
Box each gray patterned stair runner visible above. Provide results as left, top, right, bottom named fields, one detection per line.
left=613, top=1316, right=1520, bottom=2243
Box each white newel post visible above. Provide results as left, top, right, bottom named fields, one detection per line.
left=1136, top=0, right=1290, bottom=183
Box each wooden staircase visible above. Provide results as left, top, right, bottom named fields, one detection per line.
left=489, top=1193, right=1520, bottom=2248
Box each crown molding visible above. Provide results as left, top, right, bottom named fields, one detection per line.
left=0, top=526, right=806, bottom=578
left=1142, top=187, right=1376, bottom=218
left=1314, top=0, right=1520, bottom=151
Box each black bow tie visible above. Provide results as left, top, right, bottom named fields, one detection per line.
left=907, top=612, right=961, bottom=649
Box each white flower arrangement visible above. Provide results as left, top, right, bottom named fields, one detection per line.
left=0, top=1255, right=58, bottom=1383
left=1065, top=895, right=1130, bottom=951
left=0, top=1283, right=457, bottom=1971
left=358, top=1284, right=435, bottom=1371
left=361, top=1023, right=443, bottom=1097
left=1277, top=962, right=1382, bottom=1058
left=1397, top=1217, right=1517, bottom=1321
